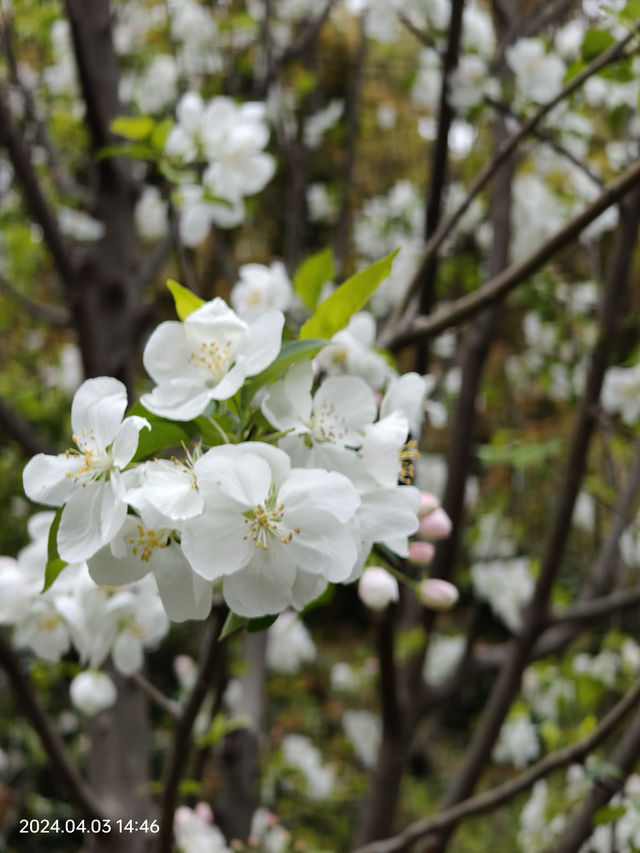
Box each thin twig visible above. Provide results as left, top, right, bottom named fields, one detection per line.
left=157, top=604, right=227, bottom=853
left=352, top=678, right=640, bottom=853
left=0, top=274, right=71, bottom=326
left=382, top=156, right=640, bottom=350
left=0, top=632, right=108, bottom=823
left=0, top=397, right=56, bottom=456
left=129, top=672, right=181, bottom=720
left=382, top=20, right=640, bottom=338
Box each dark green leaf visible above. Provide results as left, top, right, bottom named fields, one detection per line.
left=43, top=506, right=67, bottom=593
left=293, top=248, right=334, bottom=312
left=593, top=804, right=627, bottom=826
left=167, top=279, right=205, bottom=320
left=247, top=613, right=279, bottom=633
left=299, top=250, right=399, bottom=340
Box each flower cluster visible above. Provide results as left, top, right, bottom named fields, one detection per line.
left=20, top=290, right=429, bottom=623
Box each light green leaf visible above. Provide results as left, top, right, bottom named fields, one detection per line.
left=244, top=338, right=327, bottom=398
left=581, top=29, right=616, bottom=62
left=167, top=279, right=205, bottom=321
left=43, top=506, right=67, bottom=593
left=299, top=249, right=399, bottom=340
left=150, top=118, right=174, bottom=151
left=620, top=0, right=640, bottom=19
left=220, top=611, right=247, bottom=640
left=110, top=115, right=155, bottom=141
left=293, top=247, right=334, bottom=311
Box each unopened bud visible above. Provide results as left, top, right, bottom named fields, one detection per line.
left=418, top=507, right=452, bottom=541
left=358, top=567, right=399, bottom=611
left=408, top=541, right=435, bottom=566
left=418, top=490, right=441, bottom=518
left=418, top=578, right=459, bottom=611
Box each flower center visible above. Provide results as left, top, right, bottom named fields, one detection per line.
left=309, top=401, right=347, bottom=443
left=65, top=430, right=113, bottom=485
left=190, top=338, right=234, bottom=383
left=39, top=614, right=61, bottom=631
left=128, top=524, right=170, bottom=562
left=242, top=492, right=300, bottom=550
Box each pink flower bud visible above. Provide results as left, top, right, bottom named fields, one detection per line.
left=418, top=491, right=441, bottom=518
left=418, top=507, right=452, bottom=541
left=408, top=541, right=436, bottom=566
left=418, top=578, right=459, bottom=611
left=358, top=567, right=399, bottom=611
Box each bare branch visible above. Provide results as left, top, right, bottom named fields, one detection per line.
left=0, top=632, right=108, bottom=823
left=129, top=672, right=181, bottom=720
left=381, top=21, right=640, bottom=340
left=352, top=678, right=640, bottom=853
left=383, top=156, right=640, bottom=350
left=157, top=604, right=227, bottom=853
left=0, top=86, right=77, bottom=295
left=0, top=397, right=56, bottom=456
left=556, top=694, right=640, bottom=851
left=0, top=274, right=71, bottom=326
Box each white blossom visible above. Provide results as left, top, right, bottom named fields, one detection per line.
left=141, top=297, right=284, bottom=420
left=266, top=611, right=316, bottom=674
left=343, top=709, right=381, bottom=769
left=281, top=734, right=335, bottom=799
left=70, top=671, right=117, bottom=717
left=231, top=262, right=293, bottom=322
left=493, top=714, right=539, bottom=767
left=471, top=557, right=535, bottom=632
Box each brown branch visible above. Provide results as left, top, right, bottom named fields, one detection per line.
left=484, top=95, right=604, bottom=187
left=129, top=672, right=181, bottom=720
left=422, top=189, right=640, bottom=851
left=0, top=397, right=56, bottom=456
left=383, top=156, right=640, bottom=350
left=381, top=20, right=640, bottom=340
left=334, top=17, right=367, bottom=273
left=550, top=586, right=640, bottom=624
left=157, top=604, right=227, bottom=853
left=0, top=274, right=71, bottom=326
left=0, top=86, right=77, bottom=295
left=351, top=678, right=640, bottom=853
left=0, top=632, right=108, bottom=823
left=414, top=0, right=466, bottom=372
left=555, top=694, right=640, bottom=851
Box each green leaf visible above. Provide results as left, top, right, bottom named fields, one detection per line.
left=593, top=804, right=627, bottom=826
left=293, top=248, right=334, bottom=311
left=581, top=29, right=616, bottom=63
left=167, top=279, right=205, bottom=321
left=150, top=118, right=173, bottom=151
left=247, top=613, right=279, bottom=633
left=96, top=142, right=156, bottom=162
left=220, top=611, right=247, bottom=640
left=299, top=249, right=399, bottom=340
left=110, top=115, right=155, bottom=141
left=43, top=507, right=67, bottom=593
left=127, top=402, right=194, bottom=463
left=244, top=338, right=327, bottom=398
left=620, top=0, right=640, bottom=19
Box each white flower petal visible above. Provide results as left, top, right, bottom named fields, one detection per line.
left=241, top=310, right=285, bottom=376
left=261, top=360, right=313, bottom=432
left=181, top=511, right=253, bottom=580
left=279, top=468, right=360, bottom=523
left=23, top=453, right=77, bottom=506
left=113, top=631, right=144, bottom=675
left=112, top=416, right=150, bottom=468
left=194, top=446, right=271, bottom=507
left=151, top=546, right=212, bottom=622
left=285, top=509, right=358, bottom=581
left=71, top=377, right=128, bottom=450
left=222, top=551, right=296, bottom=617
